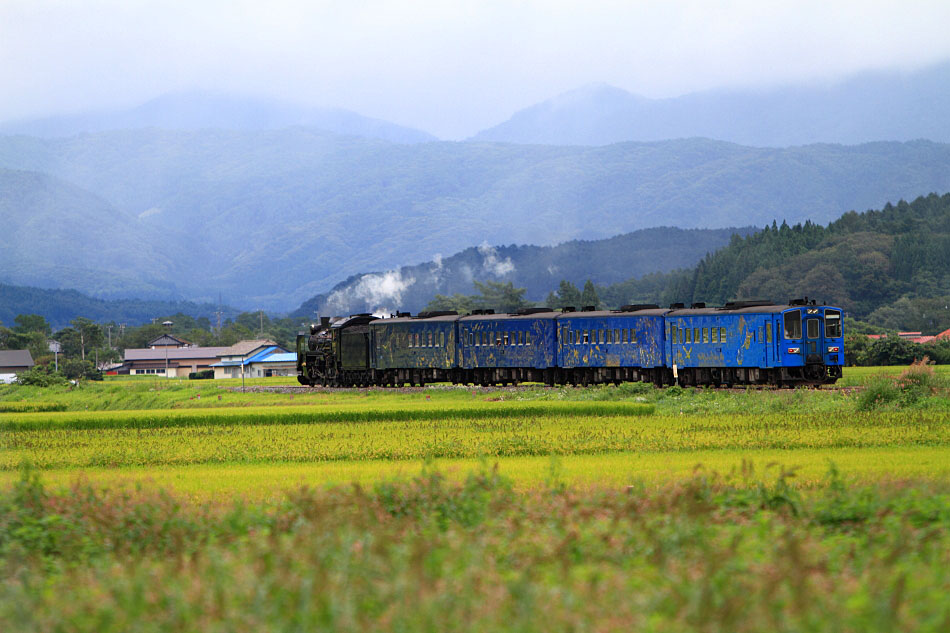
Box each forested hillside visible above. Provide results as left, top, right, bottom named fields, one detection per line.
left=291, top=226, right=754, bottom=317
left=3, top=129, right=950, bottom=309
left=603, top=193, right=950, bottom=333
left=0, top=284, right=239, bottom=331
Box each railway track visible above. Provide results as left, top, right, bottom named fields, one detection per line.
left=226, top=383, right=861, bottom=395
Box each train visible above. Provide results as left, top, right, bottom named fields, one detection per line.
left=295, top=299, right=844, bottom=388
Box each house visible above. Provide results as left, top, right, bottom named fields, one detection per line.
left=866, top=331, right=946, bottom=344
left=146, top=333, right=191, bottom=349
left=123, top=346, right=229, bottom=377
left=210, top=340, right=289, bottom=379
left=0, top=350, right=35, bottom=384
left=246, top=352, right=297, bottom=378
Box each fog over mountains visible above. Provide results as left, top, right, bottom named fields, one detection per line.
left=473, top=63, right=950, bottom=146
left=2, top=62, right=950, bottom=313
left=0, top=91, right=436, bottom=144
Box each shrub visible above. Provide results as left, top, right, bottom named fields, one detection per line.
left=856, top=374, right=900, bottom=410
left=14, top=366, right=69, bottom=387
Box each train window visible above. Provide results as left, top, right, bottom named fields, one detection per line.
left=825, top=310, right=842, bottom=338
left=807, top=319, right=819, bottom=339
left=623, top=329, right=629, bottom=343
left=702, top=328, right=709, bottom=343
left=470, top=332, right=475, bottom=346
left=428, top=333, right=433, bottom=347
left=631, top=329, right=637, bottom=344
left=599, top=330, right=605, bottom=344
left=685, top=328, right=691, bottom=344
left=407, top=333, right=412, bottom=348
left=503, top=334, right=509, bottom=346
left=783, top=311, right=802, bottom=339
left=766, top=323, right=772, bottom=343
left=520, top=331, right=525, bottom=345
left=711, top=327, right=719, bottom=343
left=583, top=331, right=589, bottom=344
left=441, top=332, right=445, bottom=347
left=416, top=333, right=421, bottom=347
left=720, top=327, right=726, bottom=342
left=614, top=329, right=620, bottom=342
left=495, top=333, right=502, bottom=346
left=606, top=329, right=612, bottom=344
left=526, top=333, right=532, bottom=345
left=694, top=328, right=700, bottom=343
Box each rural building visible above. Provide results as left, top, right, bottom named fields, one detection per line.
left=123, top=346, right=229, bottom=377
left=0, top=349, right=35, bottom=383
left=146, top=333, right=191, bottom=349
left=246, top=352, right=297, bottom=377
left=866, top=331, right=947, bottom=344
left=210, top=341, right=290, bottom=379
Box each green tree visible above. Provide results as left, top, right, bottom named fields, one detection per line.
left=580, top=280, right=601, bottom=309
left=546, top=280, right=582, bottom=309
left=472, top=281, right=529, bottom=313
left=13, top=314, right=51, bottom=336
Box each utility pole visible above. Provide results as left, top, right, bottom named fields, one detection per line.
left=259, top=309, right=264, bottom=336
left=106, top=324, right=113, bottom=349
left=163, top=320, right=173, bottom=379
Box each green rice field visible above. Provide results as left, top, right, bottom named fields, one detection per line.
left=1, top=366, right=948, bottom=631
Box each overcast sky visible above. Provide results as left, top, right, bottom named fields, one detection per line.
left=3, top=0, right=950, bottom=139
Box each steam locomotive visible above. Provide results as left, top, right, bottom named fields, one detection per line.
left=296, top=299, right=844, bottom=388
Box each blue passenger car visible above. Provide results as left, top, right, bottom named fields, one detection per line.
left=665, top=301, right=843, bottom=386
left=371, top=312, right=459, bottom=386
left=457, top=309, right=558, bottom=384
left=554, top=307, right=668, bottom=384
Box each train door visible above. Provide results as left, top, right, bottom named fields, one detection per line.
left=804, top=309, right=823, bottom=365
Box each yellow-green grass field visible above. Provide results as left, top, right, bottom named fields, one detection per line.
left=1, top=365, right=948, bottom=499
left=3, top=367, right=950, bottom=631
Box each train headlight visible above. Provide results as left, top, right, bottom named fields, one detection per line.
left=787, top=347, right=800, bottom=354
left=827, top=346, right=839, bottom=353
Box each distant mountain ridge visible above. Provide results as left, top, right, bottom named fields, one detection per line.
left=473, top=63, right=950, bottom=146
left=2, top=130, right=950, bottom=310
left=290, top=226, right=757, bottom=317
left=0, top=283, right=239, bottom=331
left=0, top=91, right=437, bottom=144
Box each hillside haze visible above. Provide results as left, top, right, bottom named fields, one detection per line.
left=0, top=91, right=437, bottom=144
left=2, top=130, right=950, bottom=310
left=473, top=63, right=950, bottom=146
left=291, top=226, right=756, bottom=317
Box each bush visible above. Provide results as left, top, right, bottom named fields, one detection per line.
left=188, top=369, right=214, bottom=380
left=61, top=359, right=102, bottom=381
left=857, top=359, right=947, bottom=410
left=14, top=365, right=69, bottom=387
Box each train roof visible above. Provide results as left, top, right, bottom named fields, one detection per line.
left=372, top=314, right=461, bottom=324
left=459, top=310, right=562, bottom=321
left=667, top=303, right=836, bottom=316
left=330, top=314, right=379, bottom=328
left=555, top=308, right=669, bottom=319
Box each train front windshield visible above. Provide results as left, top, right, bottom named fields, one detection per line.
left=825, top=310, right=842, bottom=338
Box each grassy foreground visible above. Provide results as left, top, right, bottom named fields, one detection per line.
left=1, top=366, right=948, bottom=630
left=2, top=465, right=950, bottom=632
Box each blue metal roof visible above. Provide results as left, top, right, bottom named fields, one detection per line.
left=252, top=352, right=296, bottom=364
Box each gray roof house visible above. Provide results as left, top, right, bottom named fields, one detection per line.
left=0, top=350, right=35, bottom=383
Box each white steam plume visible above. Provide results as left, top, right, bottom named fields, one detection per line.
left=324, top=270, right=415, bottom=316
left=478, top=242, right=515, bottom=276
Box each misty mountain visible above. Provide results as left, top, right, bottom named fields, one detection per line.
left=0, top=168, right=185, bottom=299
left=0, top=282, right=241, bottom=331
left=2, top=129, right=950, bottom=310
left=290, top=226, right=756, bottom=318
left=0, top=91, right=437, bottom=144
left=472, top=63, right=950, bottom=146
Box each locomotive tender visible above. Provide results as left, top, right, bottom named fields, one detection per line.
left=296, top=299, right=844, bottom=388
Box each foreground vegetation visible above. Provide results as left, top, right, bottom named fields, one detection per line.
left=2, top=465, right=950, bottom=632
left=1, top=365, right=947, bottom=630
